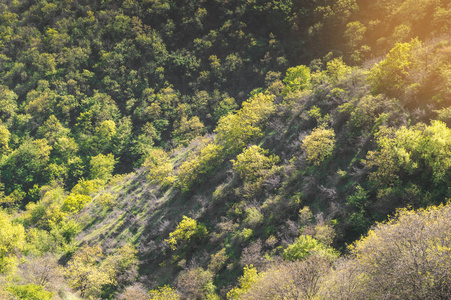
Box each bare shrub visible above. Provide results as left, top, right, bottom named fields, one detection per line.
left=116, top=283, right=148, bottom=300
left=241, top=255, right=332, bottom=300
left=176, top=267, right=215, bottom=300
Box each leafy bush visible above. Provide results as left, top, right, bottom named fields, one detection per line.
left=365, top=121, right=451, bottom=187
left=143, top=148, right=173, bottom=184
left=227, top=265, right=260, bottom=300
left=148, top=285, right=180, bottom=300
left=71, top=178, right=105, bottom=195
left=232, top=145, right=279, bottom=182
left=117, top=283, right=148, bottom=300
left=301, top=126, right=336, bottom=166
left=208, top=248, right=228, bottom=273
left=282, top=65, right=311, bottom=95
left=176, top=143, right=224, bottom=193
left=165, top=216, right=208, bottom=250
left=215, top=93, right=275, bottom=154
left=8, top=284, right=53, bottom=300
left=176, top=267, right=216, bottom=299
left=239, top=256, right=332, bottom=300
left=283, top=235, right=338, bottom=261
left=0, top=210, right=25, bottom=274
left=236, top=228, right=253, bottom=243
left=103, top=244, right=139, bottom=289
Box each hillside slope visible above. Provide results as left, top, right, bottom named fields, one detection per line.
left=72, top=35, right=451, bottom=298
left=1, top=0, right=451, bottom=299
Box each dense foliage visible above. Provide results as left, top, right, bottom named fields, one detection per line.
left=1, top=0, right=451, bottom=299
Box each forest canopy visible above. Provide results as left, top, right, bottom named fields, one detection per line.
left=1, top=0, right=451, bottom=299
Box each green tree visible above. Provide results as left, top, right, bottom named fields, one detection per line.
left=370, top=38, right=421, bottom=97
left=0, top=210, right=25, bottom=274
left=172, top=116, right=205, bottom=146
left=344, top=21, right=368, bottom=64
left=227, top=265, right=261, bottom=300
left=215, top=93, right=275, bottom=154
left=165, top=216, right=208, bottom=250
left=232, top=145, right=279, bottom=182
left=283, top=235, right=338, bottom=262
left=65, top=245, right=113, bottom=299
left=1, top=139, right=52, bottom=199
left=143, top=148, right=173, bottom=184
left=302, top=126, right=336, bottom=166
left=282, top=65, right=311, bottom=95
left=89, top=153, right=116, bottom=181
left=8, top=284, right=53, bottom=300
left=148, top=285, right=180, bottom=300
left=0, top=85, right=18, bottom=124
left=36, top=115, right=69, bottom=144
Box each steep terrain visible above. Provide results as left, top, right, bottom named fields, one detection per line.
left=1, top=0, right=451, bottom=299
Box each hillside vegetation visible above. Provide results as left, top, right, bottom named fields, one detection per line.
left=1, top=0, right=451, bottom=299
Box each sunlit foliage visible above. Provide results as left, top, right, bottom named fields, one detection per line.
left=143, top=148, right=173, bottom=184
left=321, top=203, right=451, bottom=299
left=165, top=216, right=208, bottom=250
left=366, top=121, right=451, bottom=186
left=0, top=210, right=25, bottom=274
left=302, top=126, right=336, bottom=166
left=215, top=93, right=275, bottom=154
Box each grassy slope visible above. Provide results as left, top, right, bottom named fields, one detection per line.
left=73, top=34, right=451, bottom=296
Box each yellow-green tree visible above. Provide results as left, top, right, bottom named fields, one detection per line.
left=94, top=120, right=117, bottom=153
left=0, top=125, right=10, bottom=154
left=283, top=235, right=338, bottom=262
left=7, top=284, right=54, bottom=300
left=89, top=153, right=116, bottom=181
left=321, top=203, right=451, bottom=299
left=148, top=285, right=180, bottom=300
left=143, top=148, right=173, bottom=184
left=61, top=194, right=92, bottom=213
left=302, top=126, right=336, bottom=165
left=65, top=245, right=113, bottom=299
left=369, top=38, right=421, bottom=97
left=215, top=93, right=275, bottom=154
left=232, top=145, right=280, bottom=198
left=165, top=216, right=208, bottom=250
left=282, top=65, right=311, bottom=95
left=0, top=210, right=25, bottom=274
left=227, top=265, right=260, bottom=300
left=232, top=145, right=279, bottom=182
left=365, top=121, right=451, bottom=187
